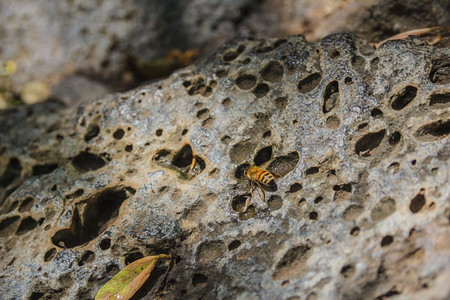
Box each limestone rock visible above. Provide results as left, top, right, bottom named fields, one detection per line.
left=0, top=34, right=449, bottom=299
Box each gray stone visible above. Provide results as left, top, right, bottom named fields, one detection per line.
left=0, top=34, right=449, bottom=299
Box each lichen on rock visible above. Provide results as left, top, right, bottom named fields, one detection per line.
left=0, top=34, right=449, bottom=299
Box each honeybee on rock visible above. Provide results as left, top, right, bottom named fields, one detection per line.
left=242, top=165, right=279, bottom=212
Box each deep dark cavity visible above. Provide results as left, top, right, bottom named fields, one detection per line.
left=228, top=240, right=241, bottom=251
left=354, top=129, right=386, bottom=157
left=99, top=238, right=111, bottom=250
left=371, top=108, right=383, bottom=118
left=261, top=61, right=284, bottom=82
left=288, top=183, right=302, bottom=193
left=172, top=145, right=194, bottom=168
left=18, top=197, right=34, bottom=212
left=192, top=273, right=208, bottom=287
left=415, top=119, right=450, bottom=140
left=32, top=163, right=58, bottom=176
left=381, top=235, right=393, bottom=247
left=323, top=81, right=339, bottom=114
left=113, top=128, right=125, bottom=140
left=410, top=190, right=426, bottom=213
left=223, top=44, right=245, bottom=62
left=254, top=146, right=273, bottom=166
left=298, top=73, right=322, bottom=94
left=16, top=216, right=38, bottom=235
left=84, top=124, right=100, bottom=142
left=235, top=74, right=257, bottom=90
left=0, top=216, right=20, bottom=237
left=429, top=60, right=450, bottom=85
left=51, top=186, right=134, bottom=248
left=252, top=83, right=270, bottom=98
left=388, top=131, right=401, bottom=145
left=197, top=108, right=209, bottom=119
left=391, top=86, right=417, bottom=110
left=0, top=158, right=22, bottom=188
left=43, top=248, right=57, bottom=262
left=305, top=167, right=319, bottom=176
left=231, top=194, right=250, bottom=212
left=429, top=92, right=450, bottom=107
left=124, top=251, right=144, bottom=265
left=72, top=151, right=106, bottom=171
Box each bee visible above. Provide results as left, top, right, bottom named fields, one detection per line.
left=242, top=165, right=278, bottom=212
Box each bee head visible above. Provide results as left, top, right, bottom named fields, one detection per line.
left=235, top=163, right=250, bottom=179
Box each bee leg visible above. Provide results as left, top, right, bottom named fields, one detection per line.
left=187, top=155, right=198, bottom=177
left=243, top=181, right=255, bottom=212
left=256, top=181, right=266, bottom=202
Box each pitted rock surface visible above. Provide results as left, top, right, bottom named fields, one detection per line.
left=0, top=34, right=449, bottom=299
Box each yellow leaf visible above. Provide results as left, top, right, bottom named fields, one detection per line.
left=95, top=254, right=171, bottom=300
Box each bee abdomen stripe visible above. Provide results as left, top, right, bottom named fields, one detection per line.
left=261, top=172, right=274, bottom=184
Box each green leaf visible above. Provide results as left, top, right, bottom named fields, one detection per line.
left=95, top=254, right=171, bottom=300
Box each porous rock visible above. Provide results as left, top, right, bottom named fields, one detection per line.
left=0, top=34, right=449, bottom=299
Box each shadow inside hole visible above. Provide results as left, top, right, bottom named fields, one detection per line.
left=51, top=186, right=135, bottom=248
left=254, top=146, right=273, bottom=166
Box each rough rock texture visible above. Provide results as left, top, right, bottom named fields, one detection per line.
left=0, top=34, right=449, bottom=299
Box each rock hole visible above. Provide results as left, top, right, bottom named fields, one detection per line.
left=326, top=115, right=340, bottom=129
left=113, top=129, right=125, bottom=140
left=387, top=162, right=400, bottom=174
left=252, top=83, right=270, bottom=98
left=65, top=189, right=84, bottom=200
left=125, top=145, right=133, bottom=152
left=124, top=251, right=144, bottom=265
left=221, top=135, right=231, bottom=144
left=429, top=60, right=450, bottom=85
left=268, top=152, right=300, bottom=177
left=344, top=77, right=353, bottom=85
left=16, top=216, right=38, bottom=235
left=106, top=263, right=119, bottom=276
left=343, top=205, right=363, bottom=221
left=298, top=198, right=306, bottom=205
left=196, top=240, right=225, bottom=264
left=0, top=157, right=22, bottom=188
left=5, top=200, right=19, bottom=213
left=99, top=238, right=111, bottom=250
left=155, top=129, right=163, bottom=136
left=358, top=123, right=368, bottom=131
left=84, top=124, right=100, bottom=142
left=222, top=97, right=231, bottom=107
left=340, top=264, right=355, bottom=278
left=261, top=61, right=284, bottom=82
left=32, top=163, right=58, bottom=176
left=228, top=240, right=241, bottom=251
left=429, top=92, right=450, bottom=107
left=197, top=108, right=209, bottom=119
left=181, top=129, right=188, bottom=135
left=381, top=235, right=393, bottom=247
left=78, top=250, right=95, bottom=266
left=223, top=45, right=245, bottom=62
left=268, top=195, right=283, bottom=211
left=263, top=130, right=272, bottom=138
left=354, top=129, right=386, bottom=157
left=235, top=74, right=257, bottom=90
left=51, top=186, right=134, bottom=248
left=192, top=273, right=208, bottom=288
left=351, top=55, right=366, bottom=74
left=202, top=117, right=214, bottom=129
left=415, top=119, right=450, bottom=141
left=314, top=196, right=323, bottom=204
left=410, top=189, right=426, bottom=213
left=72, top=151, right=106, bottom=171
left=229, top=140, right=255, bottom=163
left=298, top=73, right=322, bottom=94
left=274, top=96, right=287, bottom=109
left=0, top=216, right=20, bottom=237
left=330, top=50, right=340, bottom=58
left=44, top=248, right=57, bottom=262
left=305, top=167, right=319, bottom=176
left=333, top=183, right=352, bottom=192
left=288, top=183, right=302, bottom=193
left=172, top=145, right=194, bottom=168
left=322, top=81, right=339, bottom=114
left=391, top=86, right=417, bottom=110
left=350, top=226, right=360, bottom=236
left=309, top=211, right=318, bottom=220
left=18, top=197, right=34, bottom=212
left=254, top=146, right=273, bottom=166
left=371, top=197, right=396, bottom=222
left=231, top=194, right=249, bottom=212
left=239, top=205, right=256, bottom=220
left=371, top=108, right=383, bottom=118
left=215, top=69, right=228, bottom=78
left=411, top=159, right=417, bottom=165
left=388, top=131, right=401, bottom=145
left=272, top=245, right=311, bottom=280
